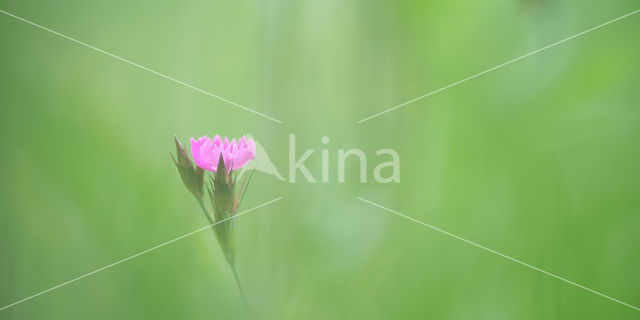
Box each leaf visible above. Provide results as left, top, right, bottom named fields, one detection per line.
left=233, top=167, right=255, bottom=213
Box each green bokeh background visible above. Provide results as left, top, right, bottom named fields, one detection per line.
left=1, top=0, right=639, bottom=319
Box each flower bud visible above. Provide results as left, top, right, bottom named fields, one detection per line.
left=171, top=135, right=204, bottom=201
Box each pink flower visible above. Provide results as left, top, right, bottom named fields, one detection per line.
left=190, top=135, right=256, bottom=172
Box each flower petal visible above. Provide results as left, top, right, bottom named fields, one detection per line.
left=191, top=136, right=218, bottom=172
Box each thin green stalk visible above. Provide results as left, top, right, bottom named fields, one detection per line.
left=198, top=200, right=215, bottom=225
left=231, top=263, right=248, bottom=307
left=199, top=200, right=247, bottom=307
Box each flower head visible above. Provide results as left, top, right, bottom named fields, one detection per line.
left=191, top=135, right=256, bottom=172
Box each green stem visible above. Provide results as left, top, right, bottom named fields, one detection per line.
left=199, top=200, right=247, bottom=306
left=198, top=200, right=215, bottom=225
left=231, top=263, right=248, bottom=307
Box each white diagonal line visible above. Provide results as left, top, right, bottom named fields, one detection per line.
left=357, top=9, right=640, bottom=124
left=0, top=196, right=283, bottom=312
left=357, top=196, right=640, bottom=312
left=0, top=9, right=283, bottom=124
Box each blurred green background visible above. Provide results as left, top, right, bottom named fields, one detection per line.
left=1, top=0, right=639, bottom=319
